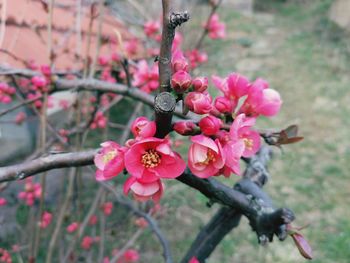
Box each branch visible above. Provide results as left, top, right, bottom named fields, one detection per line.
left=0, top=150, right=96, bottom=182
left=159, top=0, right=189, bottom=92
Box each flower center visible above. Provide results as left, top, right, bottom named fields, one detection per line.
left=243, top=138, right=253, bottom=150
left=200, top=149, right=216, bottom=165
left=141, top=149, right=161, bottom=168
left=103, top=150, right=117, bottom=164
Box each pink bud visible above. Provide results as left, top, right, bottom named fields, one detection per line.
left=192, top=77, right=208, bottom=92
left=131, top=116, right=156, bottom=138
left=102, top=202, right=113, bottom=216
left=123, top=249, right=139, bottom=262
left=172, top=49, right=189, bottom=72
left=98, top=55, right=110, bottom=66
left=257, top=88, right=282, bottom=117
left=15, top=112, right=26, bottom=125
left=67, top=222, right=79, bottom=233
left=81, top=236, right=94, bottom=250
left=0, top=197, right=7, bottom=206
left=173, top=121, right=197, bottom=136
left=185, top=92, right=212, bottom=115
left=88, top=215, right=98, bottom=226
left=214, top=96, right=234, bottom=113
left=135, top=217, right=148, bottom=228
left=171, top=70, right=192, bottom=93
left=31, top=76, right=47, bottom=88
left=189, top=257, right=200, bottom=263
left=40, top=65, right=51, bottom=76
left=199, top=115, right=222, bottom=136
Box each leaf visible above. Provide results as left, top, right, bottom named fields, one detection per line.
left=291, top=233, right=313, bottom=260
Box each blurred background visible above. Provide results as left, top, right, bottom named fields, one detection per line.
left=1, top=0, right=350, bottom=262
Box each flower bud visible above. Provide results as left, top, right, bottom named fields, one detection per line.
left=31, top=76, right=47, bottom=88
left=171, top=70, right=192, bottom=93
left=172, top=49, right=189, bottom=72
left=131, top=116, right=156, bottom=138
left=192, top=77, right=208, bottom=92
left=184, top=92, right=212, bottom=115
left=214, top=96, right=234, bottom=113
left=173, top=121, right=197, bottom=135
left=199, top=115, right=222, bottom=136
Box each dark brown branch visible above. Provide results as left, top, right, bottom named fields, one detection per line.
left=154, top=92, right=176, bottom=138
left=158, top=0, right=189, bottom=92
left=180, top=147, right=294, bottom=262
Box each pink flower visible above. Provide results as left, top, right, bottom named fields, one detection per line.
left=205, top=14, right=226, bottom=39
left=198, top=115, right=222, bottom=136
left=171, top=70, right=192, bottom=93
left=131, top=116, right=156, bottom=138
left=222, top=140, right=245, bottom=176
left=230, top=114, right=261, bottom=157
left=132, top=60, right=159, bottom=93
left=124, top=177, right=164, bottom=203
left=31, top=76, right=48, bottom=89
left=172, top=49, right=189, bottom=72
left=0, top=248, right=12, bottom=263
left=135, top=217, right=148, bottom=228
left=212, top=73, right=250, bottom=103
left=18, top=180, right=42, bottom=206
left=98, top=55, right=110, bottom=66
left=173, top=121, right=197, bottom=136
left=89, top=215, right=98, bottom=226
left=94, top=141, right=126, bottom=181
left=214, top=96, right=233, bottom=113
left=172, top=32, right=183, bottom=51
left=189, top=257, right=200, bottom=263
left=192, top=77, right=208, bottom=92
left=102, top=202, right=113, bottom=216
left=81, top=236, right=94, bottom=250
left=124, top=137, right=186, bottom=182
left=186, top=49, right=208, bottom=69
left=188, top=135, right=225, bottom=178
left=40, top=211, right=52, bottom=229
left=119, top=249, right=139, bottom=263
left=90, top=112, right=107, bottom=129
left=0, top=83, right=15, bottom=104
left=144, top=20, right=161, bottom=38
left=0, top=198, right=7, bottom=206
left=239, top=79, right=282, bottom=117
left=125, top=38, right=139, bottom=57
left=67, top=222, right=79, bottom=233
left=185, top=92, right=212, bottom=115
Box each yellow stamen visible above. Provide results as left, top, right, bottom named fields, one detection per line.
left=141, top=149, right=161, bottom=168
left=103, top=150, right=117, bottom=164
left=199, top=149, right=216, bottom=165
left=243, top=138, right=253, bottom=150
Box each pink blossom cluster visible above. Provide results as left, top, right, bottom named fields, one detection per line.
left=102, top=249, right=140, bottom=263
left=204, top=14, right=226, bottom=39
left=144, top=20, right=161, bottom=40
left=18, top=179, right=42, bottom=206
left=0, top=198, right=7, bottom=206
left=0, top=83, right=16, bottom=104
left=132, top=60, right=159, bottom=93
left=0, top=248, right=12, bottom=263
left=94, top=116, right=186, bottom=202
left=90, top=111, right=107, bottom=129
left=39, top=211, right=53, bottom=229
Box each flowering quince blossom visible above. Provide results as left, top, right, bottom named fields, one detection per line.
left=192, top=76, right=208, bottom=92
left=18, top=179, right=42, bottom=206
left=39, top=211, right=52, bottom=229
left=0, top=248, right=12, bottom=263
left=171, top=70, right=192, bottom=93
left=0, top=83, right=16, bottom=104
left=212, top=73, right=250, bottom=105
left=185, top=92, right=212, bottom=115
left=131, top=116, right=156, bottom=138
left=214, top=96, right=234, bottom=113
left=81, top=236, right=95, bottom=250
left=123, top=137, right=186, bottom=201
left=239, top=78, right=282, bottom=117
left=186, top=49, right=208, bottom=69
left=0, top=198, right=7, bottom=206
left=90, top=111, right=107, bottom=129
left=199, top=115, right=222, bottom=136
left=132, top=60, right=159, bottom=93
left=189, top=257, right=200, bottom=263
left=230, top=113, right=261, bottom=158
left=117, top=249, right=140, bottom=263
left=205, top=13, right=226, bottom=39
left=144, top=20, right=161, bottom=39
left=89, top=215, right=98, bottom=226
left=66, top=222, right=79, bottom=233
left=173, top=121, right=198, bottom=136
left=188, top=135, right=225, bottom=178
left=172, top=49, right=189, bottom=72
left=102, top=202, right=113, bottom=216
left=94, top=141, right=126, bottom=181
